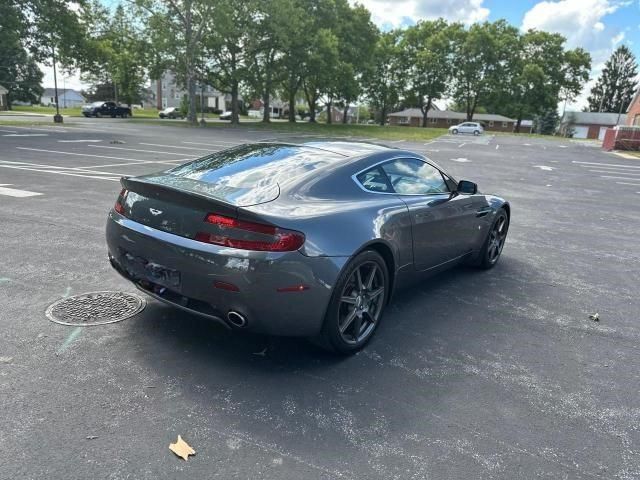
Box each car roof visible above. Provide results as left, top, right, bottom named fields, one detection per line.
left=257, top=138, right=393, bottom=157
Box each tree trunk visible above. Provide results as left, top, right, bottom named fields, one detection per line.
left=515, top=111, right=522, bottom=133
left=156, top=78, right=162, bottom=110
left=307, top=97, right=317, bottom=123
left=288, top=89, right=296, bottom=122
left=421, top=97, right=432, bottom=128
left=379, top=104, right=386, bottom=126
left=468, top=96, right=478, bottom=121
left=342, top=104, right=349, bottom=124
left=231, top=79, right=239, bottom=124
left=262, top=89, right=270, bottom=123
left=326, top=99, right=332, bottom=124
left=187, top=69, right=197, bottom=124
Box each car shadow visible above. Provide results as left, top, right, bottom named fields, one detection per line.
left=126, top=254, right=537, bottom=377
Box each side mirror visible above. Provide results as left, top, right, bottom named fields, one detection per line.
left=456, top=180, right=477, bottom=195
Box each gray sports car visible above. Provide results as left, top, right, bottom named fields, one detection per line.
left=106, top=140, right=510, bottom=353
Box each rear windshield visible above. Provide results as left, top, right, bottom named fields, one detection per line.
left=168, top=143, right=343, bottom=188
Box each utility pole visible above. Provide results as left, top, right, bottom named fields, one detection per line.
left=52, top=45, right=63, bottom=123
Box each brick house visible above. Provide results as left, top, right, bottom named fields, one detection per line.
left=387, top=108, right=516, bottom=132
left=149, top=71, right=228, bottom=111
left=626, top=89, right=640, bottom=126
left=559, top=112, right=627, bottom=140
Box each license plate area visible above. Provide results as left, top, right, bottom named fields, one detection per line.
left=121, top=250, right=181, bottom=290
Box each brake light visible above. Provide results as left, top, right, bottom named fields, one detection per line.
left=195, top=213, right=305, bottom=252
left=114, top=188, right=128, bottom=215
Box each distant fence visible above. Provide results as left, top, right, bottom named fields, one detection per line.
left=602, top=126, right=640, bottom=151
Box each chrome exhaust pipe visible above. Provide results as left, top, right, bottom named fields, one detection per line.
left=227, top=311, right=247, bottom=328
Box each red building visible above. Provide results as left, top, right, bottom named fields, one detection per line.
left=626, top=89, right=640, bottom=126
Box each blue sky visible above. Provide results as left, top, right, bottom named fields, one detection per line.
left=354, top=0, right=640, bottom=108
left=47, top=0, right=640, bottom=109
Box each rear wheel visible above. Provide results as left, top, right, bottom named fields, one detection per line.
left=474, top=130, right=480, bottom=136
left=477, top=209, right=509, bottom=269
left=317, top=250, right=388, bottom=354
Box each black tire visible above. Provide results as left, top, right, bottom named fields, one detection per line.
left=451, top=128, right=458, bottom=135
left=474, top=130, right=480, bottom=136
left=96, top=112, right=102, bottom=118
left=316, top=250, right=389, bottom=354
left=476, top=209, right=509, bottom=269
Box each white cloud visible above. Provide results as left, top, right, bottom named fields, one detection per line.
left=521, top=0, right=619, bottom=50
left=521, top=0, right=631, bottom=110
left=350, top=0, right=489, bottom=28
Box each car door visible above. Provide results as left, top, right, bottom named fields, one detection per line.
left=380, top=158, right=477, bottom=271
left=461, top=123, right=473, bottom=134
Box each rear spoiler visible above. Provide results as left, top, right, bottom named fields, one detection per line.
left=121, top=176, right=238, bottom=218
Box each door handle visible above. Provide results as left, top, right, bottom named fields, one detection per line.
left=476, top=207, right=492, bottom=217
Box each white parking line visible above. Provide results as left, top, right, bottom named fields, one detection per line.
left=16, top=147, right=155, bottom=162
left=495, top=144, right=500, bottom=150
left=0, top=163, right=120, bottom=181
left=588, top=169, right=640, bottom=176
left=182, top=141, right=239, bottom=147
left=600, top=175, right=640, bottom=181
left=58, top=139, right=102, bottom=143
left=616, top=182, right=640, bottom=186
left=0, top=184, right=43, bottom=197
left=458, top=143, right=466, bottom=148
left=139, top=143, right=213, bottom=151
left=573, top=161, right=640, bottom=169
left=6, top=125, right=70, bottom=133
left=89, top=145, right=198, bottom=156
left=3, top=133, right=48, bottom=137
left=0, top=129, right=17, bottom=133
left=0, top=160, right=125, bottom=176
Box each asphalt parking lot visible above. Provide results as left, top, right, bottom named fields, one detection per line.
left=1, top=119, right=640, bottom=479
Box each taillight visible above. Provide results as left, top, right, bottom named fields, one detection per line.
left=114, top=188, right=128, bottom=216
left=195, top=213, right=305, bottom=252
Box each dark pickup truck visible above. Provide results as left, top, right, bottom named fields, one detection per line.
left=82, top=101, right=132, bottom=118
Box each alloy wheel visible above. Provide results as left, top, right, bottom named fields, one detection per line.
left=487, top=214, right=508, bottom=263
left=338, top=261, right=385, bottom=345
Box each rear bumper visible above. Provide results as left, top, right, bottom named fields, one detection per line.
left=106, top=211, right=349, bottom=336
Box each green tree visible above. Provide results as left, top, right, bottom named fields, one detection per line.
left=277, top=0, right=312, bottom=122
left=363, top=31, right=405, bottom=126
left=401, top=19, right=452, bottom=127
left=137, top=0, right=215, bottom=123
left=451, top=20, right=518, bottom=120
left=303, top=27, right=340, bottom=123
left=0, top=2, right=43, bottom=106
left=535, top=109, right=559, bottom=135
left=82, top=3, right=148, bottom=106
left=245, top=0, right=287, bottom=123
left=204, top=0, right=255, bottom=124
left=332, top=2, right=378, bottom=124
left=587, top=45, right=638, bottom=113
left=559, top=47, right=591, bottom=117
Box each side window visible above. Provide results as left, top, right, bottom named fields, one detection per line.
left=381, top=159, right=449, bottom=195
left=355, top=166, right=393, bottom=193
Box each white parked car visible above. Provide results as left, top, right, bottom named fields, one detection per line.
left=449, top=122, right=483, bottom=135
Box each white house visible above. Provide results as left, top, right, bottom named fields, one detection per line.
left=40, top=89, right=87, bottom=108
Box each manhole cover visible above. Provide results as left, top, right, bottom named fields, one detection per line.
left=46, top=291, right=146, bottom=326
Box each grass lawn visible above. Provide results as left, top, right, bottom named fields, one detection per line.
left=11, top=105, right=162, bottom=118
left=130, top=117, right=448, bottom=141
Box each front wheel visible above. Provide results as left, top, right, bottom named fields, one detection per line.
left=451, top=129, right=458, bottom=135
left=317, top=250, right=389, bottom=354
left=96, top=112, right=102, bottom=118
left=477, top=209, right=509, bottom=269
